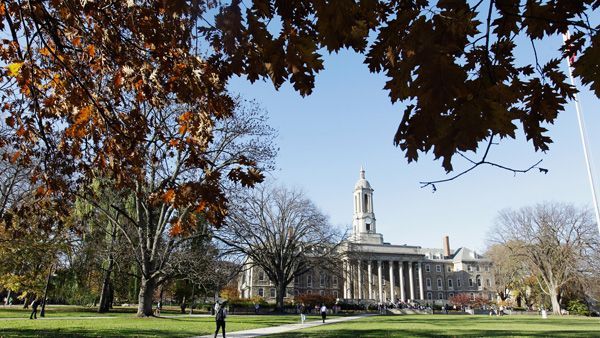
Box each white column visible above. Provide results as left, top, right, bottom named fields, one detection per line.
left=389, top=261, right=395, bottom=302
left=399, top=261, right=405, bottom=301
left=249, top=265, right=254, bottom=297
left=418, top=262, right=425, bottom=300
left=377, top=260, right=383, bottom=302
left=409, top=261, right=415, bottom=300
left=343, top=260, right=348, bottom=299
left=358, top=260, right=363, bottom=299
left=367, top=261, right=373, bottom=299
left=352, top=262, right=357, bottom=300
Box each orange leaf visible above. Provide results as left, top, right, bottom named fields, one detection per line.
left=179, top=125, right=187, bottom=135
left=86, top=45, right=95, bottom=57
left=179, top=111, right=193, bottom=122
left=162, top=189, right=175, bottom=203
left=169, top=221, right=184, bottom=237
left=72, top=37, right=82, bottom=47
left=75, top=106, right=92, bottom=124
left=9, top=151, right=20, bottom=163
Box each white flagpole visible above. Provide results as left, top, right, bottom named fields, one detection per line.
left=562, top=31, right=600, bottom=233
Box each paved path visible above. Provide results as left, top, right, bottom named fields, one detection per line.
left=195, top=314, right=373, bottom=338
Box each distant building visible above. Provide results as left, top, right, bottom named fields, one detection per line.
left=238, top=168, right=495, bottom=304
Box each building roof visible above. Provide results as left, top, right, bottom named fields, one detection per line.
left=354, top=167, right=372, bottom=190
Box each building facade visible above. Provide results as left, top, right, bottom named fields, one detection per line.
left=238, top=168, right=495, bottom=305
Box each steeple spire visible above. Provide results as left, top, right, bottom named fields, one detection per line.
left=360, top=166, right=365, bottom=179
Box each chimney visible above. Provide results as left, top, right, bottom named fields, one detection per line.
left=443, top=235, right=451, bottom=257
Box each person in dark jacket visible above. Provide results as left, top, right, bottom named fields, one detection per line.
left=30, top=298, right=41, bottom=319
left=214, top=300, right=227, bottom=338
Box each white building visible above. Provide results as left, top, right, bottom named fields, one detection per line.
left=238, top=168, right=495, bottom=305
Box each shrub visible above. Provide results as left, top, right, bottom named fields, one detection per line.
left=567, top=300, right=590, bottom=316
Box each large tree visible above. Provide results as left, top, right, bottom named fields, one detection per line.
left=215, top=185, right=345, bottom=311
left=490, top=202, right=599, bottom=315
left=77, top=100, right=275, bottom=316
left=485, top=243, right=528, bottom=302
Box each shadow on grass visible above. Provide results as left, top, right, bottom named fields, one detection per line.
left=270, top=329, right=600, bottom=338
left=0, top=328, right=206, bottom=338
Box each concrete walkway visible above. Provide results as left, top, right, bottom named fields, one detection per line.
left=195, top=314, right=373, bottom=338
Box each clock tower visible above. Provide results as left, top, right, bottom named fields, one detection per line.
left=351, top=167, right=384, bottom=244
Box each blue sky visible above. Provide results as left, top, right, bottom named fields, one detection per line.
left=227, top=32, right=600, bottom=253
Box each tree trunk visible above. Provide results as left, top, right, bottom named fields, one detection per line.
left=137, top=276, right=156, bottom=317
left=550, top=287, right=562, bottom=315
left=99, top=221, right=117, bottom=313
left=98, top=278, right=113, bottom=313
left=275, top=283, right=286, bottom=313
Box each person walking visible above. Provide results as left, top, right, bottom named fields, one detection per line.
left=29, top=298, right=40, bottom=319
left=214, top=300, right=227, bottom=338
left=299, top=303, right=306, bottom=324
left=320, top=304, right=327, bottom=323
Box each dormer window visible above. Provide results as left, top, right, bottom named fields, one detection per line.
left=366, top=223, right=371, bottom=231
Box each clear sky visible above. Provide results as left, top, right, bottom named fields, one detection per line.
left=227, top=31, right=600, bottom=254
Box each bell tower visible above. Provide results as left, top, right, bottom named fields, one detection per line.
left=351, top=167, right=383, bottom=244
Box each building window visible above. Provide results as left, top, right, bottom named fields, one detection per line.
left=427, top=292, right=432, bottom=300
left=320, top=290, right=325, bottom=296
left=436, top=265, right=441, bottom=273
left=448, top=279, right=453, bottom=288
left=477, top=277, right=482, bottom=287
left=438, top=292, right=444, bottom=300
left=294, top=290, right=299, bottom=296
left=470, top=292, right=475, bottom=300
left=437, top=278, right=442, bottom=289
left=320, top=273, right=325, bottom=287
left=332, top=275, right=338, bottom=287
left=425, top=264, right=430, bottom=272
left=449, top=292, right=454, bottom=298
left=307, top=290, right=312, bottom=295
left=333, top=290, right=338, bottom=298
left=457, top=279, right=462, bottom=287
left=486, top=279, right=491, bottom=287
left=294, top=275, right=300, bottom=286
left=307, top=275, right=312, bottom=288
left=258, top=271, right=265, bottom=281
left=469, top=279, right=473, bottom=287
left=468, top=265, right=473, bottom=272
left=258, top=288, right=264, bottom=297
left=426, top=278, right=431, bottom=289
left=476, top=265, right=480, bottom=272
left=270, top=288, right=276, bottom=298
left=447, top=266, right=452, bottom=272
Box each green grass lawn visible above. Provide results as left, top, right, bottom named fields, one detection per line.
left=2, top=310, right=599, bottom=337
left=270, top=314, right=600, bottom=337
left=0, top=305, right=190, bottom=318
left=0, top=311, right=317, bottom=337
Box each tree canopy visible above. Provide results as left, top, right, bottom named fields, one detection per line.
left=202, top=0, right=599, bottom=176
left=2, top=0, right=599, bottom=214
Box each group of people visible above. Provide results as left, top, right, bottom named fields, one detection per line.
left=212, top=300, right=330, bottom=337
left=296, top=303, right=328, bottom=324
left=2, top=296, right=13, bottom=306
